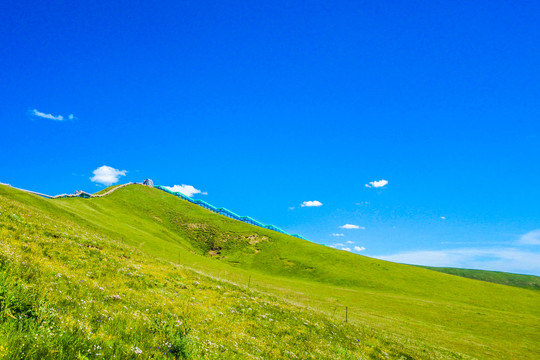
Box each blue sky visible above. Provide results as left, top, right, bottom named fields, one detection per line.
left=1, top=1, right=539, bottom=275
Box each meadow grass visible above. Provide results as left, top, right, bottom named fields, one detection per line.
left=0, top=184, right=538, bottom=359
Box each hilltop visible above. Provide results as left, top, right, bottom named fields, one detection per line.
left=0, top=184, right=539, bottom=359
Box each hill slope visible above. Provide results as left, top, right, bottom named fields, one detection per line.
left=1, top=184, right=539, bottom=359
left=1, top=190, right=425, bottom=359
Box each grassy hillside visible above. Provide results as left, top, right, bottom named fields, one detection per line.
left=420, top=266, right=540, bottom=291
left=0, top=191, right=425, bottom=359
left=1, top=184, right=539, bottom=359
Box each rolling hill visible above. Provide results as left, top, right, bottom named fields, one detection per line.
left=0, top=183, right=538, bottom=359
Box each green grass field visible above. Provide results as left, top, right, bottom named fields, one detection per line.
left=1, top=184, right=539, bottom=359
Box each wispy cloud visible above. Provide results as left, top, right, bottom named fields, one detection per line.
left=331, top=233, right=344, bottom=237
left=165, top=184, right=207, bottom=197
left=365, top=179, right=388, bottom=188
left=440, top=216, right=447, bottom=220
left=90, top=165, right=127, bottom=186
left=346, top=241, right=354, bottom=244
left=340, top=224, right=365, bottom=229
left=373, top=247, right=540, bottom=276
left=31, top=109, right=75, bottom=121
left=519, top=230, right=540, bottom=245
left=301, top=200, right=322, bottom=207
left=354, top=246, right=366, bottom=252
left=341, top=247, right=352, bottom=252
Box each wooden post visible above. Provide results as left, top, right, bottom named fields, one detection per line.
left=345, top=306, right=348, bottom=323
left=248, top=275, right=251, bottom=288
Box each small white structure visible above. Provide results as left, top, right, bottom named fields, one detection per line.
left=142, top=179, right=154, bottom=187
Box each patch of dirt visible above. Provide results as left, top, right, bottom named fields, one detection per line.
left=208, top=246, right=222, bottom=257
left=186, top=223, right=208, bottom=229
left=246, top=234, right=268, bottom=245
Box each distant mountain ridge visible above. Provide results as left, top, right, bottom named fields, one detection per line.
left=419, top=266, right=540, bottom=291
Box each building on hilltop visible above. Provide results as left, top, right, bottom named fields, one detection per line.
left=142, top=179, right=154, bottom=187
left=75, top=190, right=92, bottom=199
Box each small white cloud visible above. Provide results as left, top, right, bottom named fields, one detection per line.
left=440, top=216, right=447, bottom=220
left=519, top=230, right=540, bottom=245
left=341, top=247, right=352, bottom=252
left=288, top=207, right=295, bottom=210
left=68, top=114, right=75, bottom=120
left=90, top=166, right=127, bottom=186
left=331, top=233, right=344, bottom=237
left=340, top=224, right=365, bottom=229
left=31, top=109, right=64, bottom=121
left=346, top=241, right=354, bottom=244
left=165, top=184, right=206, bottom=197
left=354, top=246, right=366, bottom=252
left=301, top=200, right=323, bottom=207
left=365, top=179, right=388, bottom=188
left=355, top=201, right=370, bottom=206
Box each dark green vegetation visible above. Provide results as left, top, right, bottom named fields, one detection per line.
left=420, top=266, right=540, bottom=291
left=1, top=184, right=539, bottom=359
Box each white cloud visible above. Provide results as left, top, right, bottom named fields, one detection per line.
left=288, top=207, right=295, bottom=210
left=346, top=241, right=354, bottom=244
left=340, top=224, right=365, bottom=229
left=301, top=200, right=322, bottom=207
left=440, top=216, right=447, bottom=220
left=519, top=230, right=540, bottom=245
left=341, top=247, right=352, bottom=252
left=68, top=114, right=75, bottom=120
left=365, top=179, right=388, bottom=188
left=165, top=184, right=207, bottom=197
left=31, top=109, right=64, bottom=121
left=90, top=166, right=127, bottom=186
left=331, top=233, right=344, bottom=237
left=354, top=246, right=366, bottom=252
left=373, top=247, right=540, bottom=276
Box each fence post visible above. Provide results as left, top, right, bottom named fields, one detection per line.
left=345, top=306, right=348, bottom=323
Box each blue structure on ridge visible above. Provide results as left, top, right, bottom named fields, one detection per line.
left=154, top=185, right=307, bottom=240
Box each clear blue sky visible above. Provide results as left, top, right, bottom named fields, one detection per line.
left=1, top=1, right=539, bottom=275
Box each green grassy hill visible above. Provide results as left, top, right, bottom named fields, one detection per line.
left=420, top=266, right=540, bottom=291
left=1, top=184, right=539, bottom=359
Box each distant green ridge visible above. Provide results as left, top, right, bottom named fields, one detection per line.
left=420, top=266, right=540, bottom=291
